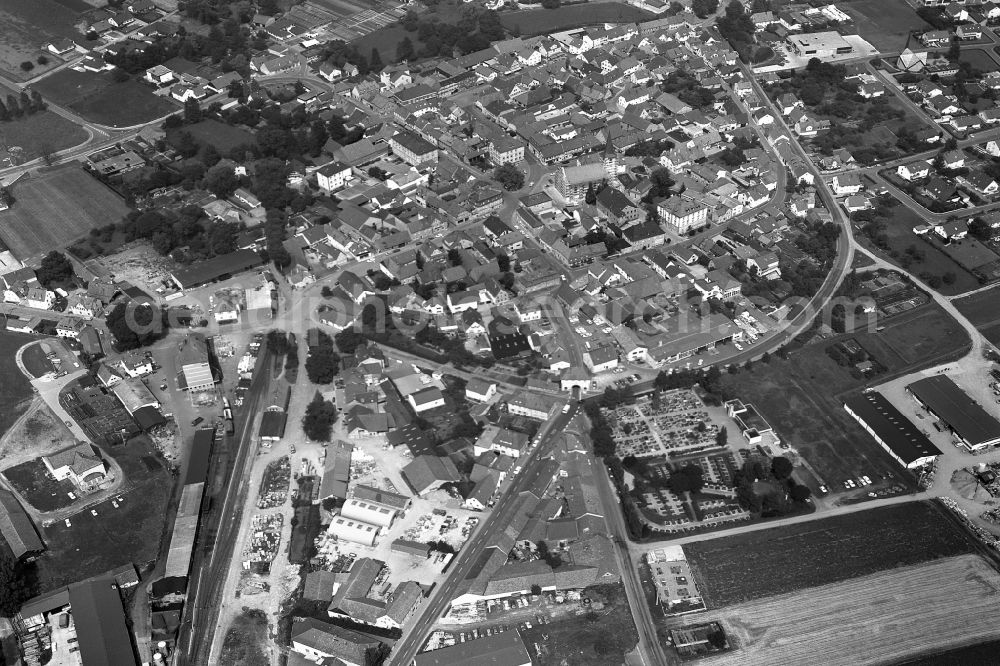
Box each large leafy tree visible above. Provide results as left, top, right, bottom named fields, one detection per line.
left=105, top=302, right=162, bottom=350
left=302, top=391, right=337, bottom=441
left=36, top=251, right=74, bottom=287
left=306, top=346, right=340, bottom=384
left=494, top=164, right=524, bottom=191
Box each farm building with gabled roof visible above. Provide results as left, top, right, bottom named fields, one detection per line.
left=402, top=455, right=460, bottom=495
left=0, top=489, right=43, bottom=559
left=352, top=484, right=410, bottom=510
left=170, top=249, right=264, bottom=290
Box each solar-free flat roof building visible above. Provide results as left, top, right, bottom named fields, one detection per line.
left=413, top=631, right=532, bottom=666
left=844, top=392, right=942, bottom=469
left=907, top=375, right=1000, bottom=450
left=787, top=31, right=853, bottom=58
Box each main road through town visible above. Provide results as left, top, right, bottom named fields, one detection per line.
left=175, top=350, right=273, bottom=666
left=387, top=402, right=579, bottom=666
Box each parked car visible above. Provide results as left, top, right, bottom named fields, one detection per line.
left=191, top=416, right=204, bottom=426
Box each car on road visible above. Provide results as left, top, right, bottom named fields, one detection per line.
left=64, top=519, right=71, bottom=527
left=513, top=466, right=522, bottom=475
left=562, top=404, right=571, bottom=413
left=191, top=416, right=204, bottom=426
left=91, top=510, right=98, bottom=516
left=819, top=485, right=828, bottom=494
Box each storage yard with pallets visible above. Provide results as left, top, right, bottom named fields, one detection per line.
left=257, top=457, right=291, bottom=509
left=675, top=554, right=1000, bottom=666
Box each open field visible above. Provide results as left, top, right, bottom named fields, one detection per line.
left=33, top=69, right=178, bottom=127
left=0, top=108, right=89, bottom=166
left=859, top=203, right=981, bottom=296
left=841, top=0, right=929, bottom=53
left=0, top=403, right=76, bottom=464
left=34, top=437, right=172, bottom=591
left=0, top=0, right=83, bottom=80
left=957, top=48, right=1000, bottom=73
left=895, top=639, right=1000, bottom=665
left=720, top=303, right=967, bottom=486
left=852, top=300, right=970, bottom=367
left=500, top=3, right=654, bottom=36
left=0, top=165, right=130, bottom=261
left=683, top=501, right=978, bottom=607
left=675, top=554, right=1000, bottom=666
left=168, top=119, right=256, bottom=153
left=521, top=584, right=638, bottom=666
left=0, top=330, right=35, bottom=438
left=954, top=285, right=1000, bottom=347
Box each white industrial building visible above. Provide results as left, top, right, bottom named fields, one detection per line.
left=340, top=498, right=397, bottom=528
left=328, top=515, right=380, bottom=547
left=787, top=31, right=853, bottom=58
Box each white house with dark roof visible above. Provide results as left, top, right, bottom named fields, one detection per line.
left=43, top=443, right=107, bottom=490
left=407, top=386, right=445, bottom=413
left=315, top=161, right=353, bottom=192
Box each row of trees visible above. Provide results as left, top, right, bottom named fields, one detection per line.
left=0, top=91, right=45, bottom=122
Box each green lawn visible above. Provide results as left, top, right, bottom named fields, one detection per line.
left=840, top=0, right=930, bottom=52
left=0, top=330, right=35, bottom=437
left=500, top=3, right=654, bottom=36
left=33, top=69, right=178, bottom=128
left=33, top=437, right=173, bottom=592
left=0, top=109, right=88, bottom=162
left=0, top=0, right=84, bottom=80
left=0, top=164, right=130, bottom=262
left=168, top=119, right=256, bottom=153
left=2, top=459, right=76, bottom=512
left=860, top=203, right=981, bottom=296
left=954, top=285, right=1000, bottom=347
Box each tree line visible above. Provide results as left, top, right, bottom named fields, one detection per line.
left=0, top=91, right=45, bottom=122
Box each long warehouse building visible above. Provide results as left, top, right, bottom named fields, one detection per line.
left=844, top=392, right=941, bottom=469
left=163, top=428, right=215, bottom=582
left=906, top=375, right=1000, bottom=451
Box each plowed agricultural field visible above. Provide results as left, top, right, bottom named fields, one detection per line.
left=676, top=555, right=1000, bottom=666
left=684, top=501, right=978, bottom=607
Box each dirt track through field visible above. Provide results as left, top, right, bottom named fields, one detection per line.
left=681, top=554, right=1000, bottom=666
